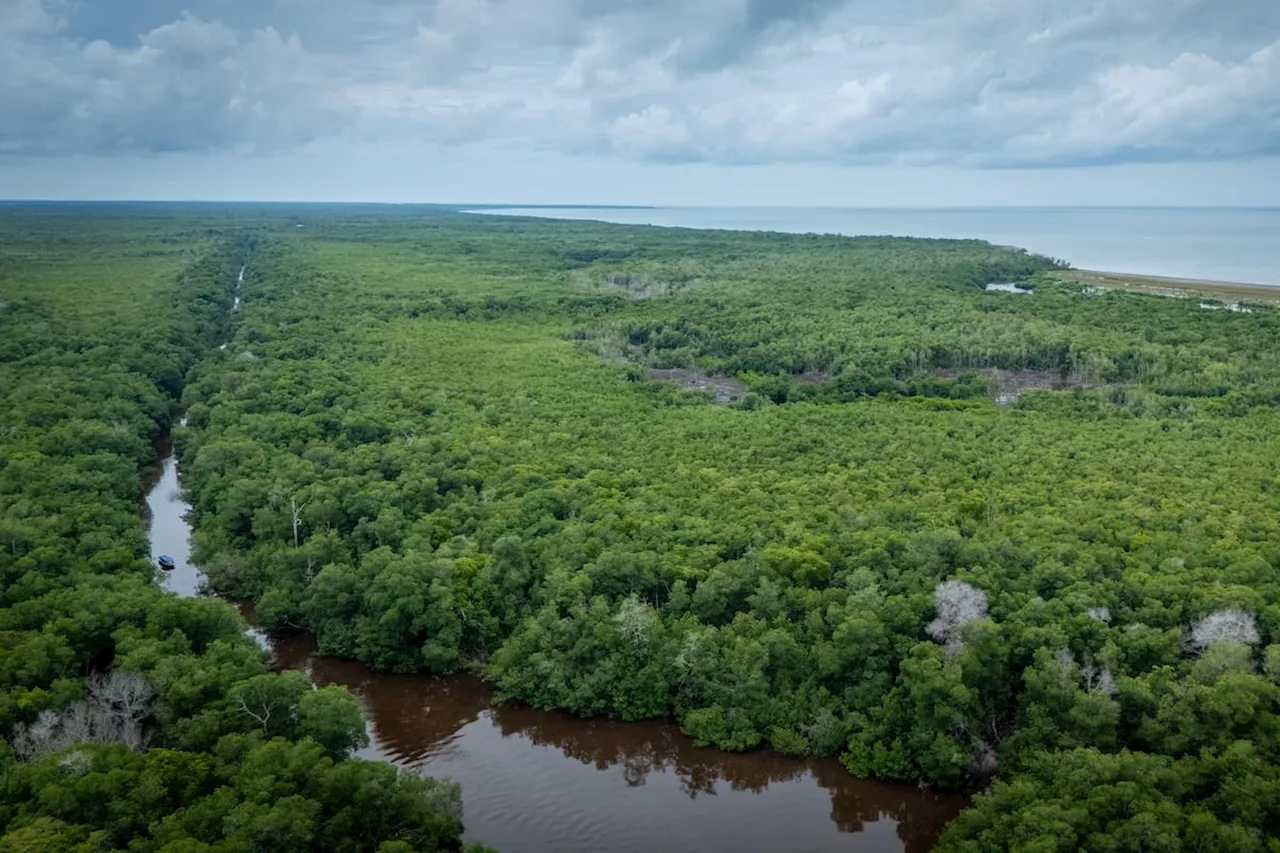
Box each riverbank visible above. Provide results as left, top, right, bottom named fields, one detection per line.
left=145, top=436, right=967, bottom=853
left=136, top=240, right=968, bottom=853
left=270, top=628, right=967, bottom=853
left=0, top=217, right=475, bottom=853
left=151, top=207, right=1280, bottom=850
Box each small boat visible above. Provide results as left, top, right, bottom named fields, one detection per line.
left=157, top=555, right=176, bottom=571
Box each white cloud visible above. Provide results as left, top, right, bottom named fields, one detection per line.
left=0, top=7, right=350, bottom=155
left=1004, top=41, right=1280, bottom=164
left=607, top=106, right=691, bottom=159
left=0, top=0, right=66, bottom=35
left=1, top=0, right=1278, bottom=167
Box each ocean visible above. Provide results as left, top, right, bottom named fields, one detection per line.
left=473, top=207, right=1280, bottom=287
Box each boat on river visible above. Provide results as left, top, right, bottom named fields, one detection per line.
left=157, top=555, right=175, bottom=571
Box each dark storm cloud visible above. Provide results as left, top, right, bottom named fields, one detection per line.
left=1, top=0, right=1277, bottom=166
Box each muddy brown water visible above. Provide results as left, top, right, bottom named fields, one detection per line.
left=145, top=427, right=967, bottom=852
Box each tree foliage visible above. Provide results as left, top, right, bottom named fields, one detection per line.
left=7, top=204, right=1280, bottom=847
left=0, top=207, right=474, bottom=851
left=173, top=208, right=1280, bottom=844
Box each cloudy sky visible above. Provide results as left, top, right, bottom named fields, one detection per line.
left=1, top=0, right=1277, bottom=204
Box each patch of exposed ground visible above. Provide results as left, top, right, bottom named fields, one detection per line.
left=1054, top=270, right=1280, bottom=307
left=1199, top=301, right=1253, bottom=313
left=589, top=272, right=697, bottom=299
left=650, top=368, right=748, bottom=404
left=936, top=368, right=1090, bottom=405
left=569, top=326, right=638, bottom=362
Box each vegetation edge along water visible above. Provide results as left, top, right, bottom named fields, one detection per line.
left=0, top=207, right=490, bottom=852
left=4, top=204, right=1280, bottom=851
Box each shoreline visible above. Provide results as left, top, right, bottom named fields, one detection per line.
left=1055, top=269, right=1280, bottom=304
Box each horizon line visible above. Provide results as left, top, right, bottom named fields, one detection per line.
left=2, top=199, right=1279, bottom=211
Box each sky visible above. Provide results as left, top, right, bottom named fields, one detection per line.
left=0, top=0, right=1277, bottom=205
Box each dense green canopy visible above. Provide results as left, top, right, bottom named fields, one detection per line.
left=0, top=207, right=483, bottom=852
left=4, top=204, right=1280, bottom=850
left=175, top=209, right=1280, bottom=847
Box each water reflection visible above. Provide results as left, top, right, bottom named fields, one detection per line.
left=141, top=258, right=970, bottom=849
left=141, top=428, right=203, bottom=598
left=262, top=630, right=966, bottom=853
left=166, top=506, right=966, bottom=850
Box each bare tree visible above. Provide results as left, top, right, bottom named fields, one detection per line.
left=58, top=749, right=93, bottom=775
left=87, top=672, right=152, bottom=715
left=1081, top=653, right=1116, bottom=696
left=1054, top=647, right=1076, bottom=675
left=11, top=709, right=62, bottom=759
left=10, top=671, right=153, bottom=760
left=927, top=580, right=988, bottom=657
left=1188, top=609, right=1260, bottom=654
left=87, top=671, right=153, bottom=750
left=614, top=595, right=657, bottom=648
left=290, top=496, right=307, bottom=547
left=231, top=677, right=299, bottom=734
left=674, top=629, right=710, bottom=677
left=235, top=694, right=276, bottom=732
left=1056, top=648, right=1117, bottom=696
left=969, top=740, right=998, bottom=779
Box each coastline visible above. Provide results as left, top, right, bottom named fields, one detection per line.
left=1054, top=269, right=1280, bottom=305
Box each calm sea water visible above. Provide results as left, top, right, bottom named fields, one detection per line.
left=474, top=207, right=1280, bottom=286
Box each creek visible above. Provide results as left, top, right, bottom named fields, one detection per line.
left=140, top=271, right=966, bottom=851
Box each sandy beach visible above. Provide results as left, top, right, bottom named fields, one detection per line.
left=1055, top=269, right=1280, bottom=305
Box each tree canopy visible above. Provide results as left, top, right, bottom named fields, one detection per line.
left=0, top=206, right=484, bottom=852
left=5, top=204, right=1280, bottom=849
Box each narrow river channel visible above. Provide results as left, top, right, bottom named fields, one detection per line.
left=143, top=424, right=966, bottom=853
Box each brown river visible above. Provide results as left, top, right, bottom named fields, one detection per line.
left=144, top=424, right=966, bottom=852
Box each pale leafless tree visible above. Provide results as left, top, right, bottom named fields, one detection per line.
left=87, top=671, right=152, bottom=750
left=235, top=694, right=275, bottom=732
left=614, top=595, right=658, bottom=648
left=11, top=710, right=62, bottom=759
left=969, top=739, right=998, bottom=779
left=1056, top=648, right=1117, bottom=696
left=1054, top=647, right=1076, bottom=675
left=927, top=580, right=988, bottom=657
left=58, top=749, right=93, bottom=775
left=88, top=671, right=152, bottom=718
left=10, top=672, right=153, bottom=759
left=232, top=678, right=298, bottom=734
left=290, top=496, right=307, bottom=547
left=1188, top=609, right=1260, bottom=654
left=1081, top=654, right=1117, bottom=696
left=673, top=628, right=710, bottom=680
